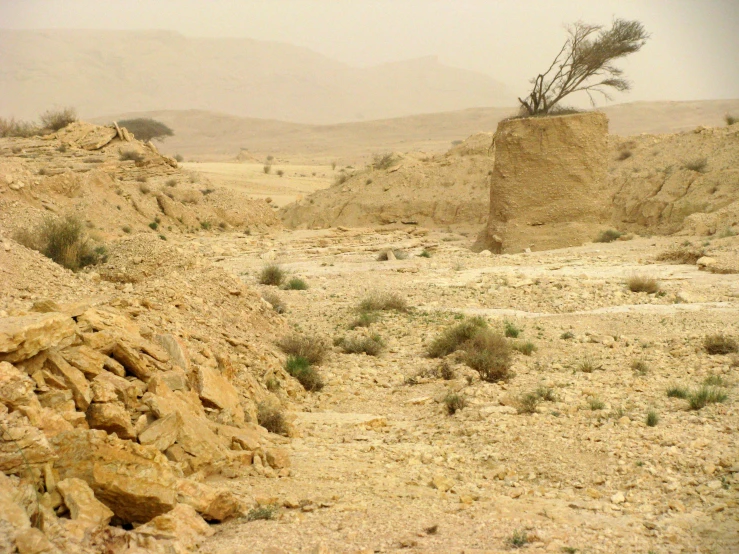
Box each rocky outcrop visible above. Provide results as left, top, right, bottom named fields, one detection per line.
left=474, top=112, right=610, bottom=253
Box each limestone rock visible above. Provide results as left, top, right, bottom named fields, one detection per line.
left=60, top=346, right=106, bottom=378
left=44, top=351, right=91, bottom=411
left=0, top=362, right=40, bottom=411
left=56, top=477, right=114, bottom=526
left=138, top=412, right=182, bottom=452
left=0, top=313, right=76, bottom=363
left=195, top=365, right=244, bottom=421
left=51, top=429, right=177, bottom=523
left=0, top=409, right=57, bottom=473
left=0, top=472, right=31, bottom=536
left=90, top=371, right=138, bottom=408
left=86, top=402, right=136, bottom=440
left=175, top=478, right=241, bottom=521
left=155, top=334, right=189, bottom=371
left=265, top=447, right=291, bottom=469
left=132, top=503, right=213, bottom=551
left=111, top=341, right=152, bottom=381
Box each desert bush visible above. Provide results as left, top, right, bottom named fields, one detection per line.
left=515, top=393, right=539, bottom=414
left=285, top=355, right=324, bottom=391
left=39, top=107, right=77, bottom=131
left=689, top=386, right=727, bottom=410
left=118, top=118, right=173, bottom=142
left=259, top=264, right=286, bottom=286
left=646, top=410, right=659, bottom=427
left=119, top=149, right=144, bottom=163
left=627, top=275, right=659, bottom=294
left=376, top=249, right=408, bottom=261
left=631, top=359, right=649, bottom=375
left=174, top=154, right=184, bottom=163
left=656, top=243, right=705, bottom=264
left=165, top=178, right=177, bottom=187
left=576, top=357, right=601, bottom=373
left=262, top=292, right=286, bottom=314
left=348, top=311, right=379, bottom=330
left=588, top=397, right=605, bottom=410
left=704, top=334, right=738, bottom=355
left=512, top=340, right=537, bottom=356
left=427, top=316, right=488, bottom=358
left=684, top=157, right=708, bottom=173
left=594, top=229, right=622, bottom=243
left=462, top=330, right=511, bottom=382
left=334, top=172, right=352, bottom=186
left=535, top=386, right=557, bottom=402
left=199, top=221, right=211, bottom=230
left=284, top=277, right=308, bottom=290
left=419, top=249, right=432, bottom=258
left=278, top=334, right=328, bottom=365
left=337, top=334, right=384, bottom=356
left=726, top=114, right=738, bottom=126
left=257, top=402, right=288, bottom=435
left=121, top=225, right=132, bottom=234
left=666, top=386, right=689, bottom=399
left=704, top=375, right=729, bottom=387
left=616, top=149, right=632, bottom=161
left=358, top=292, right=408, bottom=313
left=444, top=393, right=466, bottom=415
left=0, top=117, right=39, bottom=138
left=560, top=331, right=574, bottom=340
left=148, top=221, right=158, bottom=230
left=246, top=505, right=277, bottom=521
left=504, top=321, right=521, bottom=338
left=372, top=152, right=395, bottom=170
left=276, top=169, right=284, bottom=177
left=14, top=215, right=106, bottom=272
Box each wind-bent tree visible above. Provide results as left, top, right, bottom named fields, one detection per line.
left=118, top=118, right=174, bottom=142
left=518, top=19, right=649, bottom=117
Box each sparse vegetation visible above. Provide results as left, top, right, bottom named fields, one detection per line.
left=627, top=275, right=659, bottom=294
left=616, top=149, right=632, bottom=161
left=121, top=225, right=132, bottom=234
left=656, top=243, right=705, bottom=264
left=263, top=164, right=272, bottom=174
left=462, top=330, right=512, bottom=382
left=257, top=402, right=288, bottom=435
left=560, top=331, right=574, bottom=340
left=444, top=393, right=467, bottom=415
left=515, top=393, right=539, bottom=414
left=285, top=355, right=324, bottom=392
left=726, top=114, right=738, bottom=126
left=419, top=249, right=432, bottom=258
left=148, top=221, right=158, bottom=230
left=13, top=215, right=106, bottom=272
left=631, top=359, right=649, bottom=375
left=358, top=292, right=408, bottom=313
left=39, top=107, right=77, bottom=131
left=246, top=504, right=277, bottom=521
left=535, top=386, right=557, bottom=402
left=704, top=374, right=729, bottom=387
left=118, top=118, right=174, bottom=142
left=0, top=117, right=39, bottom=138
left=512, top=340, right=537, bottom=356
left=688, top=386, right=727, bottom=410
left=646, top=410, right=659, bottom=427
left=262, top=292, right=286, bottom=314
left=119, top=149, right=144, bottom=163
left=372, top=152, right=395, bottom=170
left=166, top=178, right=178, bottom=187
left=595, top=229, right=622, bottom=243
left=666, top=386, right=689, bottom=399
left=504, top=321, right=521, bottom=338
left=427, top=316, right=489, bottom=358
left=683, top=157, right=708, bottom=173
left=337, top=334, right=385, bottom=356
left=284, top=277, right=309, bottom=290
left=704, top=334, right=738, bottom=355
left=348, top=311, right=379, bottom=329
left=138, top=182, right=151, bottom=195
left=277, top=333, right=329, bottom=365
left=576, top=357, right=601, bottom=373
left=588, top=397, right=605, bottom=410
left=174, top=154, right=184, bottom=163
left=259, top=264, right=286, bottom=286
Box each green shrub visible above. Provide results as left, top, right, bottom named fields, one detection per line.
left=259, top=264, right=286, bottom=286
left=427, top=316, right=488, bottom=358
left=560, top=331, right=574, bottom=340
left=419, top=249, right=432, bottom=258
left=348, top=311, right=379, bottom=329
left=121, top=225, right=132, bottom=234
left=285, top=355, right=324, bottom=392
left=246, top=505, right=277, bottom=521
left=39, top=107, right=77, bottom=131
left=689, top=386, right=727, bottom=410
left=595, top=229, right=622, bottom=243
left=726, top=114, right=738, bottom=126
left=148, top=221, right=158, bottom=230
left=577, top=357, right=601, bottom=373
left=174, top=154, right=184, bottom=163
left=512, top=340, right=537, bottom=356
left=444, top=393, right=466, bottom=415
left=646, top=410, right=659, bottom=427
left=704, top=334, right=738, bottom=355
left=631, top=359, right=649, bottom=375
left=588, top=397, right=605, bottom=410
left=462, top=330, right=511, bottom=382
left=284, top=277, right=308, bottom=290
left=666, top=386, right=689, bottom=399
left=506, top=530, right=530, bottom=548
left=535, top=386, right=557, bottom=402
left=14, top=215, right=106, bottom=271
left=337, top=334, right=384, bottom=356
left=277, top=334, right=328, bottom=365
left=704, top=375, right=729, bottom=387
left=504, top=321, right=520, bottom=338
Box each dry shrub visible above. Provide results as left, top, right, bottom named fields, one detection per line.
left=704, top=334, right=738, bottom=355
left=257, top=402, right=288, bottom=435
left=684, top=157, right=708, bottom=173
left=444, top=393, right=466, bottom=415
left=39, top=107, right=77, bottom=131
left=427, top=316, right=488, bottom=358
left=277, top=333, right=328, bottom=365
left=515, top=393, right=539, bottom=414
left=119, top=149, right=144, bottom=163
left=348, top=311, right=379, bottom=329
left=262, top=292, right=286, bottom=314
left=627, top=275, right=659, bottom=294
left=259, top=264, right=285, bottom=286
left=118, top=118, right=173, bottom=142
left=372, top=152, right=395, bottom=170
left=0, top=117, right=39, bottom=138
left=358, top=292, right=408, bottom=313
left=337, top=334, right=384, bottom=356
left=14, top=215, right=106, bottom=271
left=656, top=244, right=705, bottom=265
left=594, top=229, right=622, bottom=243
left=462, top=330, right=511, bottom=382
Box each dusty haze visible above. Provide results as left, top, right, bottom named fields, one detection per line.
left=1, top=0, right=738, bottom=123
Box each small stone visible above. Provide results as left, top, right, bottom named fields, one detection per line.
left=611, top=491, right=625, bottom=504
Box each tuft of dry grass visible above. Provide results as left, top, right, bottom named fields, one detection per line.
left=40, top=107, right=77, bottom=131
left=257, top=402, right=288, bottom=435
left=427, top=316, right=488, bottom=358
left=0, top=117, right=39, bottom=138
left=594, top=229, right=622, bottom=243
left=462, top=330, right=511, bottom=382
left=627, top=275, right=659, bottom=294
left=515, top=393, right=539, bottom=414
left=348, top=311, right=379, bottom=330
left=684, top=157, right=708, bottom=173
left=277, top=333, right=329, bottom=365
left=119, top=149, right=144, bottom=163
left=262, top=292, right=286, bottom=314
left=337, top=334, right=384, bottom=356
left=704, top=334, right=738, bottom=355
left=259, top=264, right=285, bottom=286
left=656, top=243, right=705, bottom=265
left=444, top=393, right=466, bottom=415
left=358, top=292, right=408, bottom=313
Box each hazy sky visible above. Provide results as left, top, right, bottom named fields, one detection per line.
left=2, top=0, right=738, bottom=105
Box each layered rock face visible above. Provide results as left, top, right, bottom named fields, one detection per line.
left=474, top=112, right=611, bottom=253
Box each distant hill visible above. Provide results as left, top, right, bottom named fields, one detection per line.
left=0, top=29, right=510, bottom=124
left=94, top=99, right=739, bottom=162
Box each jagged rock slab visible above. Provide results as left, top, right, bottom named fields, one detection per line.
left=0, top=313, right=76, bottom=363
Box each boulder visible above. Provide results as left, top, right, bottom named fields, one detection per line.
left=131, top=503, right=213, bottom=552
left=0, top=362, right=41, bottom=412
left=265, top=447, right=291, bottom=470
left=155, top=334, right=189, bottom=371
left=138, top=412, right=182, bottom=452
left=44, top=351, right=91, bottom=411
left=0, top=409, right=57, bottom=473
left=0, top=472, right=31, bottom=534
left=474, top=112, right=610, bottom=253
left=51, top=429, right=177, bottom=523
left=195, top=365, right=244, bottom=421
left=0, top=313, right=76, bottom=363
left=175, top=478, right=242, bottom=521
left=60, top=346, right=106, bottom=378
left=56, top=477, right=114, bottom=526
left=111, top=341, right=152, bottom=381
left=89, top=371, right=138, bottom=408
left=86, top=402, right=136, bottom=440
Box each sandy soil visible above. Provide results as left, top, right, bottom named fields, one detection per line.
left=183, top=162, right=334, bottom=207
left=186, top=229, right=739, bottom=553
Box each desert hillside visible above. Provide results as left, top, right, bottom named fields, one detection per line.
left=0, top=29, right=509, bottom=124
left=95, top=99, right=739, bottom=162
